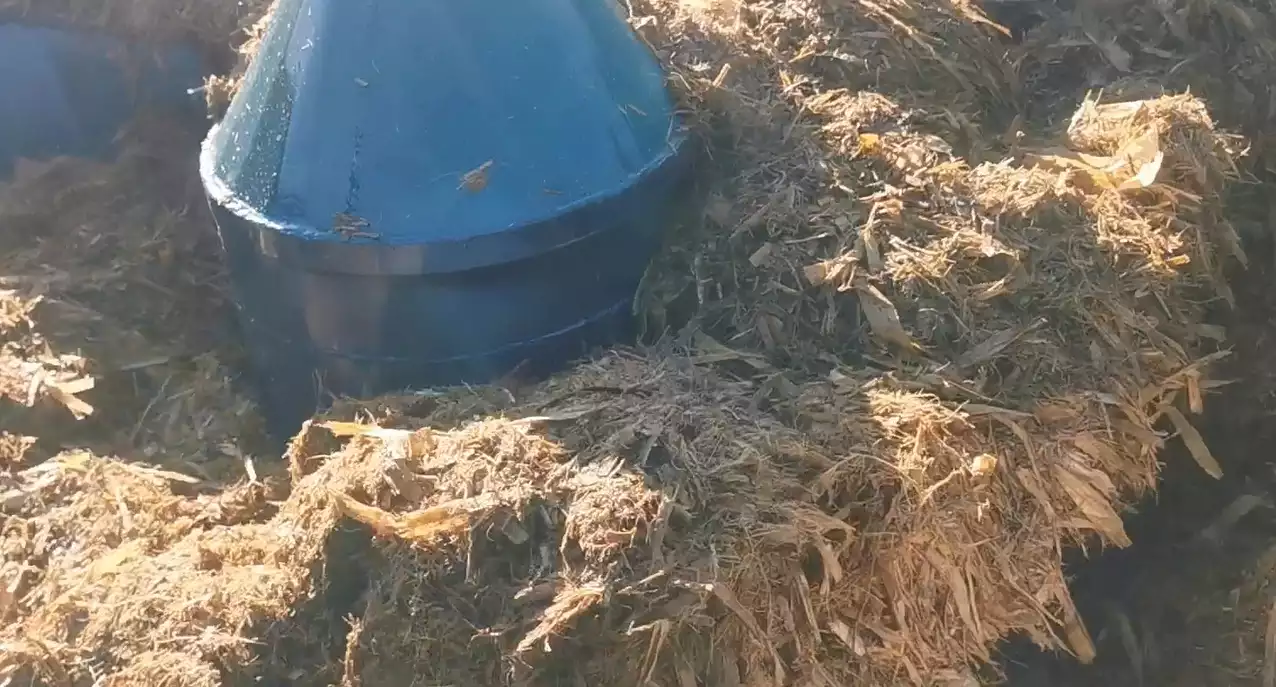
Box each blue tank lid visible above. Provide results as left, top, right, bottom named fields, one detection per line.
left=201, top=0, right=686, bottom=272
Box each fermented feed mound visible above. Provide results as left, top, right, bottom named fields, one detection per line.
left=0, top=0, right=1257, bottom=685
left=0, top=116, right=275, bottom=685
left=3, top=351, right=819, bottom=685
left=0, top=117, right=261, bottom=476
left=312, top=352, right=846, bottom=686
left=1015, top=0, right=1276, bottom=155
left=626, top=0, right=1247, bottom=681
left=0, top=453, right=301, bottom=685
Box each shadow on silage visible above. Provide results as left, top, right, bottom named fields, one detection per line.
left=250, top=523, right=376, bottom=686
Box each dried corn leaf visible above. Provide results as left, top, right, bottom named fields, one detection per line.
left=1056, top=587, right=1097, bottom=664
left=1163, top=406, right=1223, bottom=478
left=1028, top=124, right=1162, bottom=191
left=515, top=586, right=605, bottom=657
left=855, top=283, right=920, bottom=351
left=804, top=254, right=856, bottom=289
left=924, top=549, right=984, bottom=653
left=692, top=331, right=771, bottom=369
left=332, top=492, right=474, bottom=542
left=1051, top=465, right=1132, bottom=547
left=1071, top=433, right=1122, bottom=472
left=45, top=384, right=94, bottom=418
left=712, top=581, right=786, bottom=682
left=956, top=318, right=1044, bottom=370
left=398, top=500, right=480, bottom=541
left=319, top=421, right=412, bottom=440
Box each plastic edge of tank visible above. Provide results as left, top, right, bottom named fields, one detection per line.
left=200, top=124, right=695, bottom=276
left=251, top=297, right=638, bottom=436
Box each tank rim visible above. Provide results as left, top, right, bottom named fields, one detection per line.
left=200, top=123, right=695, bottom=276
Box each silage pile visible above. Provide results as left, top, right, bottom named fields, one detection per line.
left=0, top=0, right=1261, bottom=685
left=0, top=117, right=261, bottom=477
left=619, top=0, right=1244, bottom=675
left=0, top=116, right=273, bottom=682
left=1013, top=0, right=1276, bottom=155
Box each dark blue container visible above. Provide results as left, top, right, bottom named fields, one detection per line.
left=0, top=24, right=204, bottom=177
left=201, top=0, right=690, bottom=434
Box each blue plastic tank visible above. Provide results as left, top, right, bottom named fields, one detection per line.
left=201, top=0, right=691, bottom=434
left=0, top=24, right=204, bottom=177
